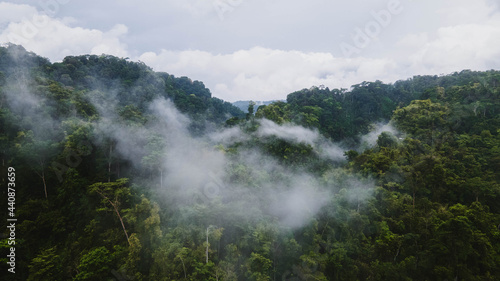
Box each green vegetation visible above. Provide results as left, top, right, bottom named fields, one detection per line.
left=1, top=44, right=499, bottom=280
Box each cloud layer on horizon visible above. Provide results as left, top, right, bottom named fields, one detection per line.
left=1, top=0, right=500, bottom=101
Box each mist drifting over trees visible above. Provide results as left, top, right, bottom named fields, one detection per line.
left=1, top=44, right=500, bottom=280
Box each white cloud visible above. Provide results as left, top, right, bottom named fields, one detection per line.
left=0, top=3, right=129, bottom=61
left=171, top=0, right=215, bottom=17
left=138, top=47, right=399, bottom=101
left=396, top=32, right=429, bottom=50
left=403, top=17, right=500, bottom=75
left=0, top=2, right=37, bottom=25
left=254, top=119, right=346, bottom=162
left=435, top=0, right=497, bottom=26
left=257, top=119, right=319, bottom=145
left=1, top=0, right=500, bottom=102
left=209, top=126, right=250, bottom=145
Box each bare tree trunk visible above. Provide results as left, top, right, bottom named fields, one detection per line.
left=36, top=168, right=48, bottom=199
left=42, top=171, right=47, bottom=199
left=112, top=202, right=130, bottom=246
left=97, top=190, right=130, bottom=246
left=108, top=144, right=112, bottom=183
left=179, top=255, right=187, bottom=280
left=394, top=245, right=401, bottom=262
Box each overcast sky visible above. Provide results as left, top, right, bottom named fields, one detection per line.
left=1, top=0, right=500, bottom=102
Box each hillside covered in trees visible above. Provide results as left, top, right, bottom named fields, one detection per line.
left=1, top=44, right=499, bottom=280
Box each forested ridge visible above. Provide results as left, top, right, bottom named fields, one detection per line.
left=0, top=44, right=499, bottom=280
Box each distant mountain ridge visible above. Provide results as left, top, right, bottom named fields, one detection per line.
left=232, top=100, right=284, bottom=113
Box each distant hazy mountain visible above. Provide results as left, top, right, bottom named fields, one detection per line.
left=232, top=100, right=284, bottom=113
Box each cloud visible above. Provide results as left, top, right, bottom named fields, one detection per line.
left=318, top=143, right=347, bottom=162
left=89, top=96, right=354, bottom=229
left=435, top=0, right=498, bottom=26
left=139, top=47, right=399, bottom=101
left=2, top=46, right=62, bottom=140
left=405, top=20, right=500, bottom=74
left=255, top=119, right=346, bottom=162
left=394, top=0, right=500, bottom=75
left=2, top=0, right=500, bottom=102
left=0, top=2, right=37, bottom=25
left=133, top=99, right=343, bottom=229
left=139, top=7, right=500, bottom=102
left=1, top=40, right=371, bottom=230
left=257, top=118, right=319, bottom=145
left=0, top=3, right=129, bottom=61
left=268, top=174, right=329, bottom=228
left=208, top=126, right=250, bottom=145
left=170, top=0, right=215, bottom=17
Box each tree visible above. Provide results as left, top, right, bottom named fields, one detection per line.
left=392, top=99, right=450, bottom=141
left=88, top=178, right=132, bottom=246
left=377, top=131, right=398, bottom=148
left=247, top=101, right=256, bottom=120
left=16, top=131, right=58, bottom=199
left=141, top=133, right=166, bottom=188
left=27, top=247, right=63, bottom=281
left=74, top=247, right=113, bottom=281
left=255, top=102, right=288, bottom=125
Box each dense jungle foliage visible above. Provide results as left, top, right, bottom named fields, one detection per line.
left=0, top=44, right=499, bottom=280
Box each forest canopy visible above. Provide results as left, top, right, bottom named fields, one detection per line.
left=1, top=44, right=499, bottom=280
